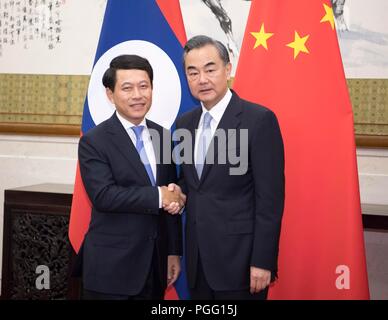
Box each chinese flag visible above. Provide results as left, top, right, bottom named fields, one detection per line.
left=233, top=0, right=369, bottom=299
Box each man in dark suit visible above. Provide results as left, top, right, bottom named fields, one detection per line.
left=169, top=35, right=285, bottom=300
left=78, top=55, right=185, bottom=299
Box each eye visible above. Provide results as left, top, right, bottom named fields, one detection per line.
left=187, top=71, right=199, bottom=81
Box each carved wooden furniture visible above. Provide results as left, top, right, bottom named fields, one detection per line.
left=1, top=184, right=80, bottom=299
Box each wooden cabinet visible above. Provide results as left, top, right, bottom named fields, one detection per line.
left=1, top=184, right=81, bottom=299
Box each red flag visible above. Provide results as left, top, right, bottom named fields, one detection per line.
left=233, top=0, right=369, bottom=299
left=68, top=161, right=91, bottom=253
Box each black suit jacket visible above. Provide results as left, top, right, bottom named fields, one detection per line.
left=176, top=91, right=284, bottom=291
left=78, top=112, right=182, bottom=296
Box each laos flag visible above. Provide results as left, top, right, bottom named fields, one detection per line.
left=68, top=0, right=196, bottom=300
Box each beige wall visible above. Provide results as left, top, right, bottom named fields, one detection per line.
left=357, top=148, right=388, bottom=206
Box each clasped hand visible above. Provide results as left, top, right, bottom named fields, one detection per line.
left=161, top=183, right=186, bottom=215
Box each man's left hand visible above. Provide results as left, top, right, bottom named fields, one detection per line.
left=250, top=266, right=271, bottom=294
left=167, top=255, right=181, bottom=287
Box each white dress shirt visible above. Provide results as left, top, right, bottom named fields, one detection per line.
left=116, top=112, right=162, bottom=208
left=194, top=89, right=232, bottom=166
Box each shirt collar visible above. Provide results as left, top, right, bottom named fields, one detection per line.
left=116, top=111, right=147, bottom=131
left=200, top=89, right=232, bottom=124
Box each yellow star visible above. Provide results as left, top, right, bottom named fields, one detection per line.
left=286, top=31, right=310, bottom=59
left=250, top=23, right=274, bottom=50
left=320, top=3, right=335, bottom=30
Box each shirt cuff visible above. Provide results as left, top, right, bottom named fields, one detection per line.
left=158, top=186, right=162, bottom=209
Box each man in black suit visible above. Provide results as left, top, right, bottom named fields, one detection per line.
left=79, top=55, right=185, bottom=299
left=169, top=36, right=285, bottom=300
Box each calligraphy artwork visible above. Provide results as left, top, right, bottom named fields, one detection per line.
left=0, top=0, right=65, bottom=57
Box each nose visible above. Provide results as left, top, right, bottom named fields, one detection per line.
left=198, top=71, right=208, bottom=84
left=132, top=86, right=141, bottom=99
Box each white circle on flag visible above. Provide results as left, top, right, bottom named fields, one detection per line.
left=87, top=40, right=181, bottom=129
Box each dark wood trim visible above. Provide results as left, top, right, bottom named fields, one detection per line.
left=356, top=135, right=388, bottom=148
left=363, top=214, right=388, bottom=231
left=0, top=123, right=80, bottom=136
left=5, top=189, right=73, bottom=209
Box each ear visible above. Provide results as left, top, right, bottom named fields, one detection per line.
left=225, top=62, right=232, bottom=79
left=106, top=87, right=114, bottom=104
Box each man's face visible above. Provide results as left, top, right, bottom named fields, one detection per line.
left=184, top=44, right=231, bottom=110
left=106, top=69, right=152, bottom=125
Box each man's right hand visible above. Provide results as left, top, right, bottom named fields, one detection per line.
left=161, top=184, right=186, bottom=215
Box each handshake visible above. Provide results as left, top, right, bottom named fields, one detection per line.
left=161, top=183, right=186, bottom=215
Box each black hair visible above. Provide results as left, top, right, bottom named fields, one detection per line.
left=183, top=35, right=230, bottom=66
left=102, top=54, right=153, bottom=91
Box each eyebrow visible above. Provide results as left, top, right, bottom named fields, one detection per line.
left=204, top=62, right=216, bottom=68
left=120, top=80, right=149, bottom=86
left=121, top=82, right=133, bottom=86
left=186, top=66, right=198, bottom=71
left=186, top=61, right=216, bottom=70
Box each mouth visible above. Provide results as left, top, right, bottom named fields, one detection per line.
left=129, top=103, right=146, bottom=109
left=198, top=88, right=213, bottom=95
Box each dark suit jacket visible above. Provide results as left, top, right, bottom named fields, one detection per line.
left=175, top=91, right=284, bottom=291
left=78, top=112, right=182, bottom=296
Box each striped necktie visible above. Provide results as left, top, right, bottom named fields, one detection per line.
left=131, top=125, right=156, bottom=186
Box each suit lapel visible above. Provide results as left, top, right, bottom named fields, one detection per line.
left=106, top=113, right=152, bottom=185
left=199, top=93, right=242, bottom=185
